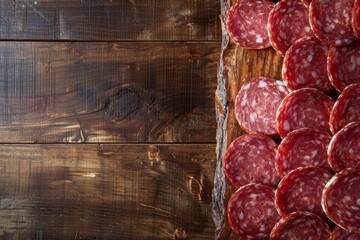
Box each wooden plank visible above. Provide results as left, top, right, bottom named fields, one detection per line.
left=0, top=0, right=220, bottom=41
left=0, top=143, right=215, bottom=239
left=0, top=41, right=218, bottom=143
left=214, top=0, right=283, bottom=239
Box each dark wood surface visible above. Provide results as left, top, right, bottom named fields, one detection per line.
left=0, top=0, right=220, bottom=41
left=0, top=0, right=221, bottom=239
left=0, top=144, right=215, bottom=240
left=214, top=0, right=283, bottom=239
left=0, top=42, right=218, bottom=143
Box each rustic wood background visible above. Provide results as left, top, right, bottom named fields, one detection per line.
left=0, top=1, right=221, bottom=239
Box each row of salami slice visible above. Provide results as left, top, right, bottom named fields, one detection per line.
left=227, top=0, right=360, bottom=52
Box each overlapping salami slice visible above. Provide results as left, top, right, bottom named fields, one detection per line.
left=235, top=77, right=289, bottom=136
left=327, top=40, right=360, bottom=92
left=275, top=128, right=331, bottom=178
left=270, top=212, right=331, bottom=240
left=276, top=88, right=334, bottom=138
left=328, top=121, right=360, bottom=172
left=309, top=0, right=356, bottom=46
left=353, top=0, right=360, bottom=38
left=330, top=84, right=360, bottom=134
left=330, top=226, right=360, bottom=240
left=223, top=134, right=279, bottom=188
left=322, top=168, right=360, bottom=233
left=226, top=0, right=275, bottom=49
left=282, top=36, right=331, bottom=92
left=268, top=0, right=312, bottom=56
left=301, top=0, right=312, bottom=8
left=275, top=167, right=333, bottom=218
left=228, top=183, right=280, bottom=239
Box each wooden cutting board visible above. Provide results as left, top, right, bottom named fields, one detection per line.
left=214, top=0, right=283, bottom=239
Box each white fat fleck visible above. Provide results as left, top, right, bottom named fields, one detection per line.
left=357, top=198, right=360, bottom=205
left=256, top=36, right=264, bottom=43
left=251, top=99, right=257, bottom=107
left=239, top=212, right=244, bottom=220
left=344, top=196, right=351, bottom=201
left=283, top=161, right=288, bottom=168
left=260, top=225, right=265, bottom=232
left=311, top=150, right=317, bottom=157
left=258, top=80, right=267, bottom=88
left=311, top=71, right=318, bottom=78
left=284, top=121, right=290, bottom=131
left=305, top=26, right=311, bottom=32
left=335, top=40, right=342, bottom=45
left=241, top=99, right=247, bottom=107
left=304, top=156, right=310, bottom=160
left=249, top=30, right=256, bottom=35
left=278, top=85, right=286, bottom=92
left=328, top=200, right=333, bottom=207
left=297, top=75, right=305, bottom=84
left=250, top=193, right=257, bottom=199
left=307, top=54, right=313, bottom=62
left=243, top=84, right=250, bottom=90
left=250, top=113, right=257, bottom=122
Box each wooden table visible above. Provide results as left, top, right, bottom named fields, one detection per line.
left=0, top=1, right=221, bottom=239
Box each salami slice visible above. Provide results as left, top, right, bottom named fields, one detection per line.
left=327, top=40, right=360, bottom=92
left=270, top=212, right=331, bottom=240
left=330, top=84, right=360, bottom=134
left=275, top=128, right=332, bottom=178
left=228, top=183, right=280, bottom=239
left=226, top=0, right=275, bottom=49
left=309, top=0, right=356, bottom=46
left=235, top=77, right=289, bottom=136
left=330, top=226, right=360, bottom=240
left=276, top=88, right=334, bottom=138
left=282, top=35, right=331, bottom=92
left=322, top=168, right=360, bottom=233
left=268, top=0, right=312, bottom=56
left=353, top=0, right=360, bottom=38
left=275, top=166, right=333, bottom=218
left=301, top=0, right=312, bottom=8
left=328, top=121, right=360, bottom=172
left=223, top=134, right=280, bottom=188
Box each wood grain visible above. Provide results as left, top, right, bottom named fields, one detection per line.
left=0, top=0, right=220, bottom=41
left=215, top=0, right=284, bottom=239
left=0, top=144, right=215, bottom=239
left=0, top=41, right=218, bottom=143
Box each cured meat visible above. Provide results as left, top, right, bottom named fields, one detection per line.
left=328, top=121, right=360, bottom=172
left=276, top=88, right=334, bottom=138
left=322, top=168, right=360, bottom=233
left=275, top=128, right=331, bottom=177
left=353, top=0, right=360, bottom=38
left=330, top=84, right=360, bottom=134
left=309, top=0, right=356, bottom=46
left=301, top=0, right=312, bottom=7
left=330, top=226, right=360, bottom=240
left=226, top=0, right=275, bottom=49
left=275, top=166, right=333, bottom=218
left=235, top=77, right=288, bottom=136
left=270, top=212, right=331, bottom=240
left=327, top=40, right=360, bottom=92
left=228, top=183, right=280, bottom=239
left=282, top=35, right=331, bottom=92
left=223, top=134, right=279, bottom=188
left=268, top=0, right=312, bottom=56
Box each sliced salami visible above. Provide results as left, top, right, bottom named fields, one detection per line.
left=275, top=128, right=332, bottom=178
left=309, top=0, right=356, bottom=46
left=226, top=0, right=275, bottom=49
left=327, top=40, right=360, bottom=92
left=275, top=166, right=333, bottom=218
left=330, top=84, right=360, bottom=134
left=353, top=0, right=360, bottom=38
left=223, top=134, right=279, bottom=188
left=330, top=226, right=360, bottom=240
left=228, top=183, right=280, bottom=239
left=322, top=168, right=360, bottom=233
left=268, top=0, right=312, bottom=56
left=276, top=88, right=334, bottom=138
left=270, top=212, right=331, bottom=240
left=235, top=77, right=289, bottom=136
left=301, top=0, right=312, bottom=8
left=328, top=121, right=360, bottom=172
left=282, top=35, right=331, bottom=92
